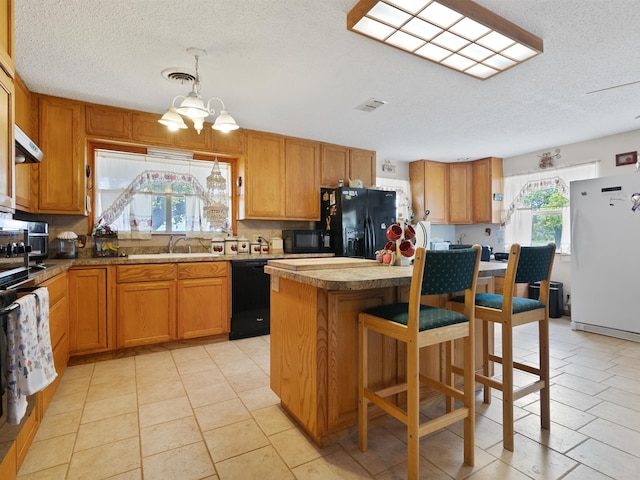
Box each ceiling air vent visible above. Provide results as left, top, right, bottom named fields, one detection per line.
left=356, top=98, right=388, bottom=112
left=161, top=67, right=196, bottom=85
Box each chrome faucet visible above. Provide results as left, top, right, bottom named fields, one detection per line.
left=168, top=235, right=191, bottom=254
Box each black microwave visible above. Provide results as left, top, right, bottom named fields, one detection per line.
left=282, top=229, right=331, bottom=254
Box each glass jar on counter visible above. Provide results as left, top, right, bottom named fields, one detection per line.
left=94, top=232, right=119, bottom=257
left=56, top=231, right=77, bottom=258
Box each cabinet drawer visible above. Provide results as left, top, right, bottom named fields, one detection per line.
left=41, top=272, right=67, bottom=308
left=177, top=261, right=229, bottom=279
left=48, top=294, right=68, bottom=349
left=117, top=264, right=175, bottom=283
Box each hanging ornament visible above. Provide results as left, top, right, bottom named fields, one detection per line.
left=203, top=159, right=229, bottom=228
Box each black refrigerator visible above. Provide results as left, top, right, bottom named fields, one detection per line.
left=319, top=187, right=396, bottom=259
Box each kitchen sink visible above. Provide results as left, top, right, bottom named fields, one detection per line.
left=127, top=252, right=221, bottom=260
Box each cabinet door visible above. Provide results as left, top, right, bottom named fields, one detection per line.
left=131, top=111, right=173, bottom=146
left=178, top=277, right=229, bottom=337
left=449, top=162, right=472, bottom=224
left=38, top=96, right=86, bottom=214
left=285, top=138, right=320, bottom=219
left=0, top=0, right=14, bottom=77
left=0, top=66, right=14, bottom=213
left=349, top=148, right=376, bottom=188
left=85, top=105, right=132, bottom=139
left=321, top=143, right=348, bottom=187
left=14, top=75, right=35, bottom=212
left=210, top=129, right=245, bottom=155
left=472, top=157, right=503, bottom=224
left=245, top=131, right=285, bottom=218
left=117, top=281, right=176, bottom=348
left=68, top=268, right=111, bottom=354
left=409, top=160, right=448, bottom=224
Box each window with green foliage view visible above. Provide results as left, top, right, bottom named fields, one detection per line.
left=523, top=189, right=569, bottom=246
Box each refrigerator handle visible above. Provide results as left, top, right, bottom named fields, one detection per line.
left=570, top=209, right=578, bottom=269
left=367, top=216, right=374, bottom=258
left=364, top=218, right=370, bottom=258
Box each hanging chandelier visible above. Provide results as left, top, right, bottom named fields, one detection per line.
left=158, top=48, right=240, bottom=135
left=203, top=159, right=229, bottom=229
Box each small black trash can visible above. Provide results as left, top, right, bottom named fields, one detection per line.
left=528, top=281, right=564, bottom=318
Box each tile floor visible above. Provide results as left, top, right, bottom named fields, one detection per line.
left=16, top=317, right=640, bottom=479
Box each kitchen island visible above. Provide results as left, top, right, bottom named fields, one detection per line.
left=265, top=258, right=507, bottom=447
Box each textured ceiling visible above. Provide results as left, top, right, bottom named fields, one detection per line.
left=13, top=0, right=640, bottom=163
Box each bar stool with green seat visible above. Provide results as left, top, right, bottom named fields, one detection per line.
left=449, top=242, right=555, bottom=452
left=358, top=245, right=481, bottom=479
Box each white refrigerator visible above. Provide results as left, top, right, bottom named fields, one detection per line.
left=570, top=173, right=640, bottom=341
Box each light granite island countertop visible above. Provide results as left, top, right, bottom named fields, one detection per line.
left=265, top=257, right=507, bottom=447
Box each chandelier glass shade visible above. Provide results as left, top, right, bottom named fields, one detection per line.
left=159, top=48, right=240, bottom=134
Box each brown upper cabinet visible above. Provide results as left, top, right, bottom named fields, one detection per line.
left=448, top=162, right=473, bottom=224
left=0, top=65, right=14, bottom=213
left=321, top=143, right=376, bottom=188
left=38, top=95, right=87, bottom=214
left=0, top=0, right=14, bottom=78
left=472, top=157, right=503, bottom=224
left=410, top=157, right=503, bottom=225
left=14, top=74, right=36, bottom=212
left=409, top=160, right=449, bottom=224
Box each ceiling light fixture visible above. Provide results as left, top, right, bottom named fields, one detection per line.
left=158, top=48, right=239, bottom=134
left=347, top=0, right=543, bottom=79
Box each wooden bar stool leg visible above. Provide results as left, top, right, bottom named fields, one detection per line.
left=482, top=319, right=491, bottom=404
left=358, top=319, right=368, bottom=452
left=539, top=317, right=551, bottom=431
left=445, top=340, right=454, bottom=413
left=407, top=339, right=420, bottom=480
left=502, top=321, right=515, bottom=451
left=463, top=333, right=475, bottom=466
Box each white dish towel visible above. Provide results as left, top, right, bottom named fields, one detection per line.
left=5, top=287, right=58, bottom=424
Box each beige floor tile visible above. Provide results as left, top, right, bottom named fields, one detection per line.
left=142, top=441, right=215, bottom=480
left=559, top=362, right=615, bottom=383
left=563, top=353, right=616, bottom=371
left=134, top=351, right=174, bottom=371
left=194, top=398, right=251, bottom=432
left=418, top=429, right=496, bottom=479
left=86, top=377, right=136, bottom=403
left=179, top=365, right=227, bottom=390
left=293, top=449, right=375, bottom=479
left=524, top=399, right=596, bottom=431
left=45, top=390, right=87, bottom=416
left=550, top=384, right=603, bottom=411
left=185, top=380, right=238, bottom=408
left=567, top=438, right=640, bottom=479
left=340, top=427, right=408, bottom=476
left=81, top=392, right=138, bottom=424
left=140, top=415, right=202, bottom=457
left=16, top=463, right=68, bottom=480
left=138, top=395, right=192, bottom=428
left=252, top=404, right=296, bottom=436
left=18, top=433, right=75, bottom=475
left=175, top=357, right=219, bottom=376
left=234, top=336, right=271, bottom=356
left=237, top=385, right=280, bottom=411
left=487, top=433, right=577, bottom=480
left=226, top=369, right=270, bottom=393
left=514, top=413, right=587, bottom=454
left=595, top=386, right=640, bottom=411
left=605, top=362, right=640, bottom=381
left=269, top=426, right=340, bottom=468
left=217, top=358, right=262, bottom=377
left=171, top=345, right=210, bottom=363
left=134, top=366, right=180, bottom=386
left=464, top=459, right=532, bottom=479
left=579, top=417, right=640, bottom=457
left=203, top=417, right=269, bottom=462
left=67, top=436, right=140, bottom=480
left=105, top=469, right=142, bottom=480
left=553, top=373, right=610, bottom=397
left=447, top=412, right=504, bottom=450
left=602, top=373, right=640, bottom=396
left=562, top=464, right=613, bottom=480
left=137, top=379, right=186, bottom=405
left=54, top=375, right=91, bottom=397
left=34, top=408, right=82, bottom=441
left=215, top=445, right=294, bottom=480
left=587, top=400, right=640, bottom=431
left=74, top=412, right=139, bottom=452
left=60, top=363, right=95, bottom=381
left=475, top=396, right=529, bottom=426
left=204, top=341, right=251, bottom=364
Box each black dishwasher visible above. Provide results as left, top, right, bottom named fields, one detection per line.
left=230, top=259, right=270, bottom=339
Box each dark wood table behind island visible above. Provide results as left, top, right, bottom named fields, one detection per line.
left=264, top=259, right=507, bottom=447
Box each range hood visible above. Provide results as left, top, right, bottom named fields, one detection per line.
left=15, top=125, right=43, bottom=163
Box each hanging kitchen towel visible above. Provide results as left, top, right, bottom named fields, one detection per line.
left=5, top=288, right=57, bottom=424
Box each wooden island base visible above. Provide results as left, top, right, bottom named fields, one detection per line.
left=266, top=260, right=507, bottom=447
